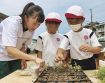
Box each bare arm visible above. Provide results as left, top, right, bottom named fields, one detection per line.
left=88, top=46, right=102, bottom=54
left=79, top=45, right=102, bottom=54
left=6, top=46, right=38, bottom=61
left=55, top=35, right=70, bottom=62
left=37, top=51, right=42, bottom=59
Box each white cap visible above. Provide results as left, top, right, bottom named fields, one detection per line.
left=65, top=5, right=85, bottom=18
left=45, top=12, right=62, bottom=23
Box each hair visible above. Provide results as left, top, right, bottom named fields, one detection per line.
left=20, top=2, right=45, bottom=31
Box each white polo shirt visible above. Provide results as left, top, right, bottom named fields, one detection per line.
left=59, top=28, right=101, bottom=60
left=0, top=16, right=33, bottom=61
left=35, top=31, right=64, bottom=66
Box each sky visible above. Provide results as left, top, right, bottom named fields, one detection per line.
left=0, top=0, right=105, bottom=39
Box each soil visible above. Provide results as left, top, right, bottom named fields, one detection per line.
left=34, top=66, right=92, bottom=83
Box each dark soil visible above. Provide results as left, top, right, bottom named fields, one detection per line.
left=34, top=66, right=92, bottom=83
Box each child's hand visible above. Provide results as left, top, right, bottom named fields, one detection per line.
left=55, top=53, right=66, bottom=62
left=21, top=60, right=27, bottom=69
left=79, top=44, right=92, bottom=52
left=35, top=57, right=45, bottom=67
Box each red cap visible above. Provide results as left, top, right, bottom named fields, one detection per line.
left=65, top=13, right=84, bottom=19
left=45, top=18, right=62, bottom=23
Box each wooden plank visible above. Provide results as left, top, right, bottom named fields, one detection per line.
left=0, top=70, right=33, bottom=83
left=0, top=61, right=38, bottom=83
left=84, top=70, right=101, bottom=83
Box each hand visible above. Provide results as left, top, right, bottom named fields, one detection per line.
left=34, top=57, right=45, bottom=68
left=21, top=60, right=27, bottom=69
left=79, top=44, right=92, bottom=52
left=55, top=53, right=66, bottom=63
left=20, top=43, right=26, bottom=52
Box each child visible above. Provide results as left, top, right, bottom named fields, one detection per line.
left=56, top=6, right=102, bottom=70
left=35, top=12, right=64, bottom=66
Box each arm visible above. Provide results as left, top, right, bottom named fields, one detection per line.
left=55, top=36, right=70, bottom=62
left=88, top=46, right=102, bottom=54
left=79, top=32, right=102, bottom=54
left=20, top=44, right=27, bottom=69
left=79, top=45, right=102, bottom=54
left=65, top=49, right=71, bottom=62
left=37, top=51, right=42, bottom=59
left=6, top=46, right=38, bottom=61
left=35, top=36, right=43, bottom=58
left=6, top=46, right=44, bottom=64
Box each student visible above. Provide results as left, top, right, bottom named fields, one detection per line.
left=0, top=2, right=45, bottom=78
left=35, top=12, right=64, bottom=66
left=55, top=6, right=102, bottom=70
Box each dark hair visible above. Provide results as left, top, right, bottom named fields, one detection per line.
left=20, top=2, right=45, bottom=31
